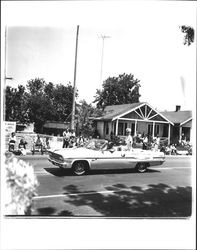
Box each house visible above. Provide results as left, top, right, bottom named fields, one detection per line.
left=160, top=105, right=192, bottom=144
left=93, top=102, right=192, bottom=145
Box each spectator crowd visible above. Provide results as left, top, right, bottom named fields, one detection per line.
left=7, top=127, right=192, bottom=156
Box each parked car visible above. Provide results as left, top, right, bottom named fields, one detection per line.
left=48, top=139, right=165, bottom=175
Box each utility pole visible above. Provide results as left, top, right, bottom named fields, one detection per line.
left=99, top=35, right=110, bottom=84
left=4, top=26, right=7, bottom=87
left=71, top=25, right=79, bottom=130
left=4, top=26, right=13, bottom=85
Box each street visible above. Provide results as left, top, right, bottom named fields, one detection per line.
left=19, top=154, right=192, bottom=217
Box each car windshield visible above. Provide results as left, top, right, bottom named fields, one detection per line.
left=85, top=139, right=108, bottom=150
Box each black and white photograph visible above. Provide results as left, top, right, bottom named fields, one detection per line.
left=1, top=1, right=196, bottom=249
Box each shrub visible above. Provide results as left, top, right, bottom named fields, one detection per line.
left=4, top=153, right=38, bottom=215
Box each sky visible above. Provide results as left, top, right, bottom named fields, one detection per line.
left=2, top=1, right=196, bottom=113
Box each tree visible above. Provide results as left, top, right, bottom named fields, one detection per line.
left=94, top=73, right=141, bottom=109
left=75, top=100, right=104, bottom=137
left=26, top=78, right=48, bottom=132
left=5, top=78, right=77, bottom=133
left=52, top=83, right=75, bottom=122
left=5, top=85, right=29, bottom=124
left=180, top=25, right=194, bottom=46
left=76, top=100, right=95, bottom=137
left=26, top=78, right=77, bottom=132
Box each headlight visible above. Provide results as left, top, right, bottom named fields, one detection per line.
left=59, top=156, right=64, bottom=161
left=50, top=153, right=64, bottom=162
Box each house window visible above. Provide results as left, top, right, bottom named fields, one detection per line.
left=124, top=123, right=128, bottom=135
left=105, top=122, right=109, bottom=135
left=118, top=123, right=124, bottom=135
left=155, top=124, right=159, bottom=136
left=118, top=122, right=129, bottom=135
left=113, top=123, right=116, bottom=135
left=148, top=124, right=153, bottom=135
left=163, top=124, right=168, bottom=137
left=116, top=122, right=131, bottom=135
left=131, top=123, right=135, bottom=136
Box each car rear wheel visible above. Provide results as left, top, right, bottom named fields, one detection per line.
left=136, top=163, right=148, bottom=173
left=72, top=161, right=88, bottom=176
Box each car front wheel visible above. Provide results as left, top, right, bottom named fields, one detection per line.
left=72, top=161, right=88, bottom=176
left=136, top=163, right=148, bottom=173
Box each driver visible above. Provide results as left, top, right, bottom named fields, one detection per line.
left=101, top=140, right=115, bottom=152
left=100, top=140, right=108, bottom=151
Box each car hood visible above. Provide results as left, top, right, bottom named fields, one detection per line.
left=49, top=147, right=97, bottom=158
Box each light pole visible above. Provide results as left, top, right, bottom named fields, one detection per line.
left=4, top=26, right=7, bottom=87
left=99, top=35, right=110, bottom=85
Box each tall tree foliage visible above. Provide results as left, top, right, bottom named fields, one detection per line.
left=52, top=83, right=74, bottom=122
left=76, top=100, right=95, bottom=137
left=5, top=85, right=29, bottom=124
left=180, top=25, right=194, bottom=46
left=26, top=78, right=49, bottom=132
left=26, top=78, right=77, bottom=132
left=94, top=73, right=141, bottom=109
left=5, top=78, right=77, bottom=133
left=76, top=100, right=103, bottom=137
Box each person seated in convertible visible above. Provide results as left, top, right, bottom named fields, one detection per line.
left=100, top=140, right=115, bottom=153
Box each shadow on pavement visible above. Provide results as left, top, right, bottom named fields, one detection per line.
left=60, top=183, right=192, bottom=217
left=36, top=206, right=73, bottom=216
left=44, top=167, right=72, bottom=176
left=44, top=167, right=160, bottom=177
left=36, top=206, right=56, bottom=215
left=32, top=183, right=191, bottom=217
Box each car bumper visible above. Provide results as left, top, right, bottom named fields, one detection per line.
left=149, top=156, right=165, bottom=166
left=48, top=158, right=68, bottom=168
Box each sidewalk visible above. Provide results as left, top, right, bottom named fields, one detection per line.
left=165, top=154, right=192, bottom=159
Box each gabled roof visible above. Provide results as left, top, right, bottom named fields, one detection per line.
left=160, top=110, right=192, bottom=124
left=94, top=102, right=173, bottom=124
left=95, top=102, right=146, bottom=120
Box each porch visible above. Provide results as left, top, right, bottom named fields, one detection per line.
left=102, top=119, right=171, bottom=145
left=95, top=103, right=173, bottom=145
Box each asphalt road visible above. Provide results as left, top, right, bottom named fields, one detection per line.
left=19, top=154, right=192, bottom=217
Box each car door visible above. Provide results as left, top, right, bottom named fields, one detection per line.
left=90, top=149, right=134, bottom=170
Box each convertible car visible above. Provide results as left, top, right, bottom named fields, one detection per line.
left=48, top=139, right=165, bottom=175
